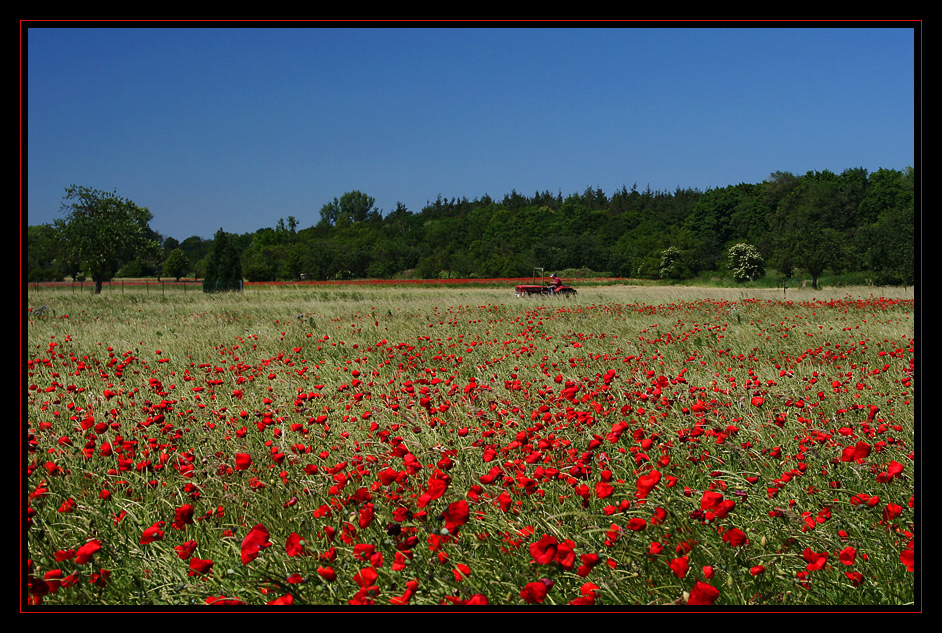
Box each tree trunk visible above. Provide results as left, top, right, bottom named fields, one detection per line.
left=95, top=279, right=103, bottom=294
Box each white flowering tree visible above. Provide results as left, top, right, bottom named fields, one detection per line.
left=727, top=242, right=765, bottom=282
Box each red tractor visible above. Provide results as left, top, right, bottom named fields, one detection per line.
left=515, top=268, right=577, bottom=298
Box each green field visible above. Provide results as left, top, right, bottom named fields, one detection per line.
left=25, top=284, right=917, bottom=607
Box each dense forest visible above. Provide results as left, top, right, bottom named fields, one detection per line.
left=26, top=166, right=916, bottom=288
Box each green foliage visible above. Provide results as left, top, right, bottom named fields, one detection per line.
left=727, top=242, right=765, bottom=282
left=318, top=190, right=378, bottom=227
left=27, top=224, right=65, bottom=282
left=116, top=256, right=160, bottom=278
left=53, top=185, right=160, bottom=293
left=202, top=229, right=242, bottom=292
left=29, top=168, right=916, bottom=287
left=858, top=203, right=915, bottom=286
left=178, top=236, right=211, bottom=270
left=162, top=248, right=190, bottom=281
left=659, top=246, right=687, bottom=279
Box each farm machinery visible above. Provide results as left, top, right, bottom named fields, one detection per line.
left=514, top=268, right=577, bottom=298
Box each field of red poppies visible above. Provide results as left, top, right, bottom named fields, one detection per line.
left=24, top=285, right=917, bottom=608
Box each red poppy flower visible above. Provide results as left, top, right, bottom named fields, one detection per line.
left=627, top=518, right=647, bottom=532
left=530, top=534, right=558, bottom=565
left=569, top=582, right=600, bottom=605
left=205, top=595, right=244, bottom=605
left=520, top=580, right=550, bottom=603
left=241, top=523, right=272, bottom=565
left=850, top=492, right=880, bottom=507
left=417, top=473, right=449, bottom=508
left=188, top=558, right=214, bottom=576
left=443, top=499, right=469, bottom=532
left=595, top=481, right=614, bottom=499
left=452, top=563, right=471, bottom=581
left=700, top=490, right=724, bottom=511
left=796, top=570, right=811, bottom=589
left=687, top=581, right=720, bottom=605
left=55, top=549, right=76, bottom=562
left=577, top=552, right=602, bottom=577
left=651, top=506, right=667, bottom=525
left=74, top=540, right=101, bottom=565
left=389, top=579, right=420, bottom=605
left=317, top=566, right=337, bottom=581
left=140, top=524, right=164, bottom=545
left=359, top=503, right=375, bottom=529
left=841, top=440, right=871, bottom=463
left=353, top=543, right=376, bottom=561
left=635, top=469, right=661, bottom=499
left=750, top=565, right=766, bottom=576
left=838, top=546, right=857, bottom=566
left=173, top=504, right=195, bottom=530
left=391, top=551, right=409, bottom=571
left=89, top=569, right=111, bottom=587
left=555, top=540, right=576, bottom=570
left=285, top=532, right=305, bottom=557
left=900, top=539, right=914, bottom=572
left=174, top=540, right=197, bottom=560
left=234, top=453, right=252, bottom=470
left=883, top=460, right=905, bottom=481
left=802, top=547, right=828, bottom=571
left=442, top=593, right=490, bottom=606
left=669, top=556, right=689, bottom=578
left=882, top=503, right=904, bottom=523
left=647, top=541, right=664, bottom=558
left=722, top=528, right=748, bottom=547
left=353, top=566, right=378, bottom=588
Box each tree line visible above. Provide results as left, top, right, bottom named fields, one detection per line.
left=27, top=166, right=916, bottom=292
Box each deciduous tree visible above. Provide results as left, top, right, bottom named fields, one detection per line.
left=162, top=248, right=190, bottom=281
left=318, top=191, right=378, bottom=227
left=54, top=185, right=160, bottom=294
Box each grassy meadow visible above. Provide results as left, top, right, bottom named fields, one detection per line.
left=25, top=283, right=917, bottom=607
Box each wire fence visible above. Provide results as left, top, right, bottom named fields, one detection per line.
left=26, top=279, right=205, bottom=294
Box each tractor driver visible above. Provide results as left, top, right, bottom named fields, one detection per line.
left=550, top=273, right=563, bottom=294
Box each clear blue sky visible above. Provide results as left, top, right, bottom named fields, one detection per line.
left=25, top=25, right=918, bottom=240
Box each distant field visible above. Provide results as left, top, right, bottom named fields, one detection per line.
left=25, top=284, right=917, bottom=607
left=25, top=275, right=639, bottom=293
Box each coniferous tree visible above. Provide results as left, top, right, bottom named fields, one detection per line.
left=203, top=228, right=242, bottom=292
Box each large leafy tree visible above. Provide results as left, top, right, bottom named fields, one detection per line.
left=162, top=248, right=191, bottom=282
left=318, top=190, right=379, bottom=228
left=53, top=185, right=160, bottom=294
left=771, top=175, right=843, bottom=290
left=856, top=167, right=915, bottom=285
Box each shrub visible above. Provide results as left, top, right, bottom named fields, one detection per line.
left=727, top=242, right=765, bottom=282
